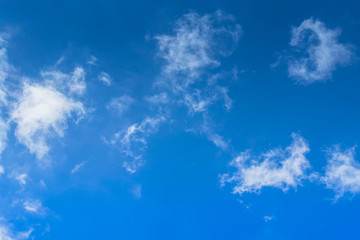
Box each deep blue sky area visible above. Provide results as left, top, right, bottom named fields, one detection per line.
left=0, top=0, right=359, bottom=239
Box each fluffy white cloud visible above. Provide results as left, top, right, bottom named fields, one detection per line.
left=0, top=165, right=4, bottom=175
left=11, top=84, right=85, bottom=161
left=110, top=116, right=165, bottom=173
left=288, top=18, right=352, bottom=84
left=98, top=72, right=112, bottom=86
left=220, top=133, right=311, bottom=194
left=106, top=95, right=134, bottom=115
left=321, top=146, right=360, bottom=199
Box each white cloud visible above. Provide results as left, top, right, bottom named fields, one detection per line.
left=68, top=67, right=86, bottom=95
left=15, top=173, right=28, bottom=186
left=11, top=83, right=85, bottom=161
left=321, top=146, right=360, bottom=199
left=98, top=72, right=112, bottom=86
left=0, top=219, right=33, bottom=240
left=87, top=55, right=98, bottom=66
left=153, top=11, right=239, bottom=152
left=107, top=11, right=240, bottom=172
left=55, top=56, right=65, bottom=66
left=0, top=165, right=4, bottom=175
left=220, top=133, right=311, bottom=194
left=23, top=199, right=46, bottom=215
left=155, top=10, right=242, bottom=88
left=111, top=116, right=165, bottom=173
left=145, top=93, right=168, bottom=105
left=288, top=18, right=352, bottom=84
left=0, top=39, right=12, bottom=155
left=39, top=179, right=47, bottom=189
left=205, top=132, right=228, bottom=151
left=0, top=225, right=13, bottom=240
left=41, top=67, right=86, bottom=96
left=199, top=117, right=229, bottom=151
left=0, top=48, right=10, bottom=104
left=182, top=84, right=233, bottom=114
left=0, top=119, right=8, bottom=156
left=183, top=92, right=211, bottom=114
left=106, top=95, right=134, bottom=115
left=71, top=161, right=86, bottom=174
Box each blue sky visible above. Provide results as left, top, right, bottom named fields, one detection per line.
left=0, top=0, right=360, bottom=239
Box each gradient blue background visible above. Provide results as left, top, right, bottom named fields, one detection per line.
left=0, top=0, right=360, bottom=239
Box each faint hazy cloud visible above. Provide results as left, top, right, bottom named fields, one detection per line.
left=41, top=67, right=86, bottom=96
left=71, top=161, right=86, bottom=174
left=132, top=184, right=142, bottom=199
left=23, top=199, right=46, bottom=216
left=145, top=93, right=168, bottom=105
left=87, top=55, right=98, bottom=66
left=110, top=116, right=165, bottom=173
left=98, top=71, right=112, bottom=86
left=0, top=219, right=33, bottom=240
left=106, top=95, right=134, bottom=115
left=0, top=165, right=4, bottom=175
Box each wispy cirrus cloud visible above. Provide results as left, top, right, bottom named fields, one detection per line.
left=220, top=133, right=312, bottom=194
left=288, top=18, right=353, bottom=84
left=98, top=71, right=112, bottom=86
left=0, top=35, right=13, bottom=157
left=321, top=146, right=360, bottom=199
left=110, top=116, right=166, bottom=173
left=155, top=10, right=241, bottom=84
left=108, top=11, right=242, bottom=173
left=145, top=93, right=168, bottom=105
left=71, top=161, right=86, bottom=174
left=153, top=11, right=240, bottom=150
left=41, top=67, right=86, bottom=96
